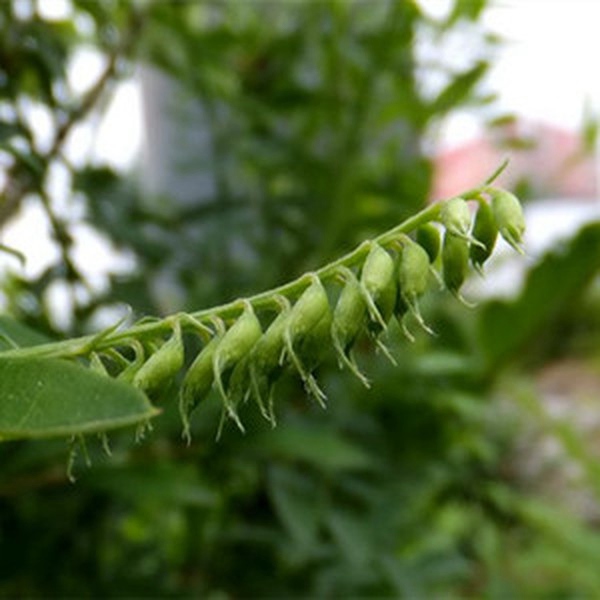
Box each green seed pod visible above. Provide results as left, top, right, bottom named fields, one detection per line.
left=332, top=269, right=367, bottom=356
left=286, top=276, right=330, bottom=342
left=398, top=239, right=435, bottom=336
left=360, top=243, right=396, bottom=330
left=416, top=223, right=441, bottom=263
left=394, top=290, right=414, bottom=341
left=249, top=306, right=291, bottom=423
left=295, top=306, right=333, bottom=372
left=489, top=188, right=525, bottom=251
left=284, top=276, right=331, bottom=406
left=399, top=240, right=430, bottom=301
left=470, top=200, right=498, bottom=272
left=217, top=355, right=251, bottom=437
left=372, top=282, right=396, bottom=332
left=440, top=197, right=471, bottom=237
left=214, top=304, right=263, bottom=419
left=442, top=231, right=469, bottom=297
left=296, top=308, right=333, bottom=406
left=227, top=355, right=251, bottom=404
left=133, top=325, right=184, bottom=394
left=179, top=334, right=220, bottom=440
left=331, top=269, right=369, bottom=386
left=251, top=307, right=289, bottom=378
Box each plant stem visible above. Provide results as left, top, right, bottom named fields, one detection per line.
left=0, top=182, right=493, bottom=361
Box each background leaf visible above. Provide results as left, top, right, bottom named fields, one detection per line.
left=478, top=222, right=600, bottom=370
left=0, top=315, right=52, bottom=350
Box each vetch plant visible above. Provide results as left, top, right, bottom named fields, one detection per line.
left=0, top=167, right=526, bottom=448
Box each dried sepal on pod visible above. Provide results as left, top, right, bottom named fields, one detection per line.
left=213, top=302, right=262, bottom=428
left=442, top=230, right=470, bottom=303
left=331, top=267, right=370, bottom=388
left=133, top=323, right=184, bottom=395
left=469, top=198, right=498, bottom=274
left=488, top=188, right=525, bottom=252
left=283, top=274, right=331, bottom=406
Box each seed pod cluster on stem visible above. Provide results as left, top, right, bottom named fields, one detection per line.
left=5, top=177, right=524, bottom=440
left=180, top=187, right=524, bottom=435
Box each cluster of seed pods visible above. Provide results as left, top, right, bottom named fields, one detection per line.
left=118, top=188, right=524, bottom=438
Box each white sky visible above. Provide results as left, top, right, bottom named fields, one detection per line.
left=433, top=0, right=600, bottom=147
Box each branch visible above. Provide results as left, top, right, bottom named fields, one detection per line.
left=0, top=169, right=518, bottom=363
left=0, top=9, right=145, bottom=228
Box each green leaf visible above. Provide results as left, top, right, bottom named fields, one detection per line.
left=0, top=315, right=52, bottom=350
left=0, top=357, right=159, bottom=440
left=254, top=425, right=370, bottom=472
left=0, top=121, right=25, bottom=143
left=448, top=0, right=487, bottom=23
left=84, top=463, right=217, bottom=507
left=581, top=102, right=599, bottom=155
left=430, top=61, right=488, bottom=115
left=267, top=467, right=321, bottom=550
left=326, top=509, right=371, bottom=567
left=478, top=222, right=600, bottom=369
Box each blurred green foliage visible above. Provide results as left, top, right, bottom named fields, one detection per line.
left=1, top=0, right=600, bottom=597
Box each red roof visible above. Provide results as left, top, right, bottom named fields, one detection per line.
left=431, top=120, right=598, bottom=201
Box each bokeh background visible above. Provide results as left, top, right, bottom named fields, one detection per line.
left=1, top=0, right=600, bottom=596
